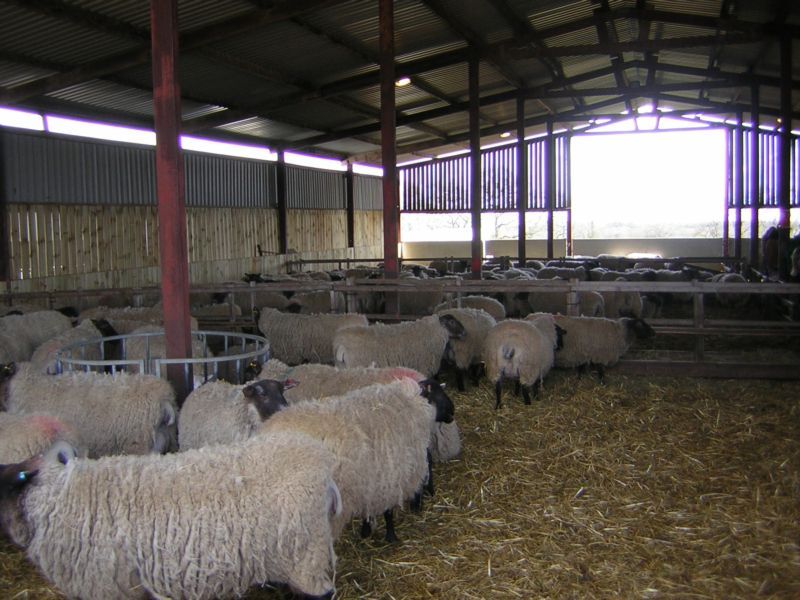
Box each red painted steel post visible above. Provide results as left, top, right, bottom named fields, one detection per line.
left=379, top=0, right=399, bottom=313
left=150, top=0, right=192, bottom=405
left=469, top=53, right=482, bottom=278
left=516, top=93, right=527, bottom=265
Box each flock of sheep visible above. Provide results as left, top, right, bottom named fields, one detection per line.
left=0, top=259, right=670, bottom=599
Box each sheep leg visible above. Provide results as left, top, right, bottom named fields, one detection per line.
left=383, top=509, right=398, bottom=543
left=494, top=379, right=503, bottom=409
left=514, top=380, right=521, bottom=396
left=298, top=591, right=334, bottom=600
left=455, top=368, right=466, bottom=392
left=577, top=364, right=587, bottom=377
left=593, top=363, right=606, bottom=383
left=424, top=449, right=434, bottom=496
left=360, top=519, right=372, bottom=538
left=521, top=385, right=531, bottom=405
left=410, top=490, right=423, bottom=512
left=469, top=363, right=483, bottom=386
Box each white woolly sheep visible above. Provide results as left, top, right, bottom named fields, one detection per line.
left=122, top=324, right=211, bottom=374
left=0, top=413, right=84, bottom=463
left=1, top=362, right=178, bottom=458
left=434, top=307, right=497, bottom=390
left=709, top=272, right=749, bottom=307
left=259, top=358, right=462, bottom=465
left=600, top=278, right=644, bottom=318
left=0, top=433, right=341, bottom=599
left=190, top=301, right=242, bottom=319
left=333, top=314, right=466, bottom=378
left=515, top=289, right=605, bottom=318
left=0, top=310, right=74, bottom=364
left=482, top=318, right=556, bottom=409
left=258, top=377, right=453, bottom=543
left=259, top=307, right=367, bottom=365
left=434, top=295, right=506, bottom=321
left=535, top=265, right=588, bottom=280
left=28, top=318, right=104, bottom=374
left=286, top=290, right=346, bottom=314
left=178, top=378, right=294, bottom=450
left=552, top=314, right=655, bottom=382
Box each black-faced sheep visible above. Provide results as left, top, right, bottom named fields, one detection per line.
left=552, top=314, right=655, bottom=382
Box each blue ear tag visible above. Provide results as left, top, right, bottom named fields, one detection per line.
left=17, top=472, right=27, bottom=482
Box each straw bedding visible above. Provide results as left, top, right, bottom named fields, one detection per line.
left=2, top=371, right=798, bottom=599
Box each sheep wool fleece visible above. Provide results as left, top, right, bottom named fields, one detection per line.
left=258, top=378, right=434, bottom=538
left=18, top=432, right=340, bottom=599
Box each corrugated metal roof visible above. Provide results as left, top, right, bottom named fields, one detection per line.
left=0, top=0, right=797, bottom=166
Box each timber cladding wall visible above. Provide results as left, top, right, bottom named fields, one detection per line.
left=2, top=130, right=384, bottom=292
left=7, top=203, right=383, bottom=291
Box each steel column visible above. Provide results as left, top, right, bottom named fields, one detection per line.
left=778, top=29, right=792, bottom=279
left=276, top=150, right=288, bottom=254
left=749, top=83, right=760, bottom=265
left=345, top=163, right=355, bottom=248
left=469, top=53, right=482, bottom=278
left=150, top=0, right=192, bottom=405
left=516, top=93, right=527, bottom=265
left=734, top=112, right=743, bottom=258
left=379, top=0, right=399, bottom=314
left=723, top=128, right=731, bottom=256
left=546, top=119, right=554, bottom=258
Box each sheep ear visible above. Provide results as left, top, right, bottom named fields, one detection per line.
left=45, top=441, right=77, bottom=466
left=438, top=314, right=466, bottom=339
left=283, top=378, right=299, bottom=390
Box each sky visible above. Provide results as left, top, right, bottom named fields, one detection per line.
left=570, top=127, right=727, bottom=227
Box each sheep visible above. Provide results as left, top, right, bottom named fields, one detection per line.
left=258, top=377, right=453, bottom=543
left=28, top=318, right=105, bottom=374
left=434, top=295, right=506, bottom=321
left=178, top=378, right=295, bottom=450
left=434, top=307, right=497, bottom=390
left=0, top=433, right=341, bottom=599
left=0, top=413, right=84, bottom=463
left=258, top=307, right=368, bottom=365
left=536, top=265, right=588, bottom=280
left=286, top=289, right=347, bottom=314
left=482, top=318, right=557, bottom=409
left=258, top=358, right=462, bottom=464
left=1, top=362, right=178, bottom=457
left=600, top=278, right=644, bottom=319
left=122, top=324, right=211, bottom=374
left=515, top=289, right=605, bottom=317
left=190, top=301, right=242, bottom=319
left=396, top=276, right=452, bottom=315
left=333, top=314, right=466, bottom=378
left=0, top=310, right=74, bottom=363
left=709, top=272, right=749, bottom=308
left=212, top=341, right=266, bottom=384
left=78, top=306, right=200, bottom=336
left=552, top=314, right=656, bottom=382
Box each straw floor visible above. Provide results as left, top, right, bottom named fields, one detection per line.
left=1, top=370, right=798, bottom=599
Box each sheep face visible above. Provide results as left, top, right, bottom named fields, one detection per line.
left=0, top=456, right=39, bottom=500
left=0, top=362, right=16, bottom=382
left=555, top=324, right=566, bottom=350
left=419, top=379, right=454, bottom=424
left=438, top=314, right=466, bottom=340
left=623, top=318, right=656, bottom=341
left=242, top=378, right=295, bottom=420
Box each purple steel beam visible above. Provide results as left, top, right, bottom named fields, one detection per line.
left=516, top=93, right=527, bottom=264
left=778, top=29, right=792, bottom=278
left=749, top=83, right=760, bottom=264
left=150, top=0, right=192, bottom=405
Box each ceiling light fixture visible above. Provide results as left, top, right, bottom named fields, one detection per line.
left=500, top=131, right=511, bottom=138
left=395, top=76, right=411, bottom=87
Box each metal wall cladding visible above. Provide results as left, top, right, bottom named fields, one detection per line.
left=286, top=165, right=346, bottom=210
left=353, top=174, right=382, bottom=210
left=2, top=130, right=156, bottom=205
left=2, top=129, right=278, bottom=208
left=184, top=152, right=276, bottom=208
